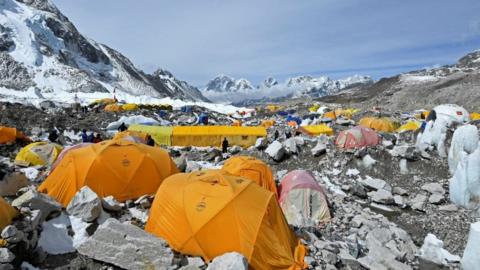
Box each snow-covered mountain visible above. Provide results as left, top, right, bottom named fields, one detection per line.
left=204, top=75, right=253, bottom=92
left=202, top=74, right=373, bottom=103
left=0, top=0, right=208, bottom=103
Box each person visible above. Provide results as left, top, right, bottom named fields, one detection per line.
left=93, top=133, right=102, bottom=143
left=118, top=122, right=127, bottom=132
left=82, top=106, right=88, bottom=114
left=146, top=135, right=155, bottom=146
left=48, top=129, right=58, bottom=143
left=81, top=129, right=88, bottom=143
left=87, top=132, right=94, bottom=143
left=274, top=130, right=280, bottom=140
left=420, top=110, right=437, bottom=133
left=222, top=137, right=229, bottom=153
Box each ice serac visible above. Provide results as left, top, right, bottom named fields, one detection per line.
left=0, top=0, right=208, bottom=101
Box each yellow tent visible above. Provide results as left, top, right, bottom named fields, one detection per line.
left=266, top=105, right=281, bottom=113
left=298, top=125, right=334, bottom=136
left=38, top=140, right=179, bottom=206
left=415, top=111, right=430, bottom=120
left=0, top=197, right=17, bottom=231
left=172, top=126, right=266, bottom=148
left=359, top=117, right=398, bottom=133
left=104, top=104, right=123, bottom=112
left=0, top=126, right=29, bottom=144
left=470, top=112, right=480, bottom=121
left=309, top=104, right=320, bottom=113
left=145, top=170, right=306, bottom=270
left=92, top=98, right=116, bottom=105
left=261, top=120, right=275, bottom=129
left=221, top=156, right=278, bottom=196
left=15, top=142, right=63, bottom=167
left=121, top=103, right=139, bottom=111
left=113, top=130, right=149, bottom=144
left=334, top=108, right=358, bottom=119
left=396, top=121, right=421, bottom=133
left=128, top=125, right=173, bottom=146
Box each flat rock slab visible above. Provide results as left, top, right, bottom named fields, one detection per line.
left=77, top=218, right=173, bottom=270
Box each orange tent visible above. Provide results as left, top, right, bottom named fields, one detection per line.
left=287, top=121, right=298, bottom=127
left=0, top=126, right=29, bottom=144
left=232, top=120, right=242, bottom=127
left=323, top=111, right=337, bottom=120
left=104, top=104, right=123, bottom=112
left=261, top=120, right=275, bottom=129
left=145, top=170, right=306, bottom=270
left=359, top=117, right=398, bottom=132
left=221, top=156, right=277, bottom=195
left=0, top=196, right=17, bottom=231
left=38, top=140, right=178, bottom=206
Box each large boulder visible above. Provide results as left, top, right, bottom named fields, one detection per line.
left=66, top=186, right=102, bottom=222
left=206, top=252, right=248, bottom=270
left=0, top=172, right=28, bottom=196
left=265, top=141, right=286, bottom=161
left=12, top=190, right=62, bottom=222
left=77, top=219, right=173, bottom=270
left=283, top=138, right=298, bottom=154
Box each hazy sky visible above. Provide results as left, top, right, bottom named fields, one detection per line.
left=53, top=0, right=480, bottom=86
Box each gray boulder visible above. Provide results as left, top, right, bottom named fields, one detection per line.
left=265, top=141, right=286, bottom=161
left=0, top=248, right=14, bottom=263
left=0, top=172, right=28, bottom=196
left=421, top=183, right=445, bottom=195
left=77, top=219, right=173, bottom=270
left=101, top=196, right=122, bottom=212
left=66, top=186, right=102, bottom=222
left=368, top=189, right=394, bottom=205
left=206, top=252, right=248, bottom=270
left=12, top=190, right=61, bottom=222
left=311, top=141, right=327, bottom=157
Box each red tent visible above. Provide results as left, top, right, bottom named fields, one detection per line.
left=335, top=126, right=380, bottom=149
left=278, top=170, right=331, bottom=226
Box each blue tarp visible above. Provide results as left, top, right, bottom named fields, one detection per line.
left=198, top=114, right=209, bottom=125
left=277, top=111, right=288, bottom=116
left=286, top=116, right=302, bottom=125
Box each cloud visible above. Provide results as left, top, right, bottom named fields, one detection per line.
left=53, top=0, right=480, bottom=86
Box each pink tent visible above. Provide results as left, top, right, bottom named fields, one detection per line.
left=278, top=170, right=331, bottom=226
left=335, top=126, right=380, bottom=149
left=51, top=143, right=93, bottom=171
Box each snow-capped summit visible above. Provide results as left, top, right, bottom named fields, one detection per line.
left=204, top=75, right=253, bottom=92
left=0, top=0, right=208, bottom=102
left=149, top=69, right=208, bottom=101
left=261, top=77, right=278, bottom=88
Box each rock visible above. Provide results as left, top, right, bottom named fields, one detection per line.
left=66, top=186, right=102, bottom=222
left=360, top=177, right=392, bottom=192
left=429, top=194, right=445, bottom=204
left=410, top=194, right=428, bottom=211
left=304, top=256, right=315, bottom=266
left=206, top=252, right=247, bottom=270
left=394, top=195, right=406, bottom=207
left=321, top=250, right=338, bottom=265
left=186, top=161, right=201, bottom=172
left=0, top=248, right=14, bottom=263
left=370, top=203, right=395, bottom=213
left=439, top=204, right=458, bottom=211
left=180, top=266, right=200, bottom=270
left=173, top=156, right=187, bottom=172
left=351, top=183, right=367, bottom=199
left=283, top=138, right=298, bottom=154
left=419, top=234, right=460, bottom=266
left=383, top=140, right=394, bottom=149
left=351, top=215, right=363, bottom=228
left=390, top=145, right=419, bottom=161
left=187, top=257, right=205, bottom=268
left=393, top=187, right=408, bottom=196
left=11, top=190, right=62, bottom=222
left=346, top=168, right=360, bottom=177
left=228, top=145, right=242, bottom=154
left=362, top=154, right=377, bottom=169
left=354, top=148, right=368, bottom=158
left=2, top=226, right=24, bottom=244
left=0, top=172, right=28, bottom=196
left=77, top=219, right=173, bottom=270
left=101, top=196, right=122, bottom=212
left=294, top=136, right=305, bottom=146
left=204, top=148, right=222, bottom=161
left=311, top=142, right=327, bottom=157
left=134, top=195, right=151, bottom=208
left=368, top=189, right=394, bottom=205
left=421, top=183, right=445, bottom=195
left=255, top=137, right=268, bottom=150
left=265, top=141, right=286, bottom=161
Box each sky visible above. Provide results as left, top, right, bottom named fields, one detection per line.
left=52, top=0, right=480, bottom=86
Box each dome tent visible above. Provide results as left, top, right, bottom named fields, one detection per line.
left=0, top=126, right=29, bottom=144
left=145, top=170, right=306, bottom=270
left=15, top=142, right=63, bottom=167
left=0, top=196, right=17, bottom=231
left=51, top=143, right=93, bottom=171
left=221, top=156, right=277, bottom=195
left=336, top=126, right=381, bottom=149
left=38, top=140, right=178, bottom=206
left=278, top=170, right=331, bottom=227
left=359, top=117, right=398, bottom=133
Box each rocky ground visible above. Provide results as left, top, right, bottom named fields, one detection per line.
left=0, top=101, right=478, bottom=270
